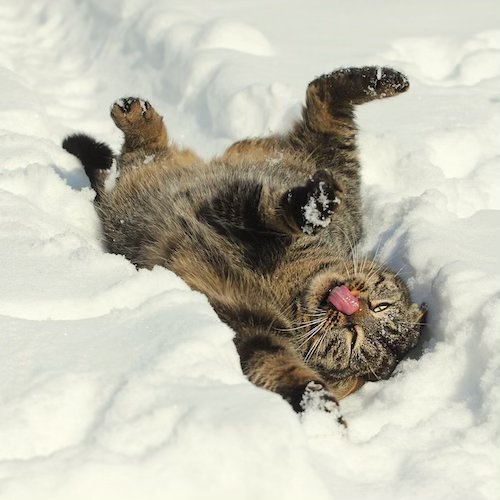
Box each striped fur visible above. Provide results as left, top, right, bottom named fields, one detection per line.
left=66, top=67, right=424, bottom=414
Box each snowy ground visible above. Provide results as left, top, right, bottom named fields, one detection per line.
left=1, top=1, right=500, bottom=499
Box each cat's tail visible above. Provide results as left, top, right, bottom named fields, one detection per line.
left=62, top=133, right=114, bottom=195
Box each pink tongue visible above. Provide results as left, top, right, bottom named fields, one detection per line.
left=327, top=285, right=360, bottom=315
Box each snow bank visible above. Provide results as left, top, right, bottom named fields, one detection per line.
left=1, top=0, right=499, bottom=499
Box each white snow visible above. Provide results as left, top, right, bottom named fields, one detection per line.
left=302, top=195, right=332, bottom=235
left=104, top=159, right=119, bottom=192
left=1, top=1, right=500, bottom=499
left=301, top=181, right=339, bottom=234
left=143, top=154, right=155, bottom=165
left=299, top=382, right=342, bottom=416
left=139, top=99, right=148, bottom=116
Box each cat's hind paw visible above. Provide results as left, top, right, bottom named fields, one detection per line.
left=360, top=66, right=410, bottom=98
left=111, top=97, right=161, bottom=132
left=110, top=97, right=168, bottom=151
left=308, top=66, right=409, bottom=109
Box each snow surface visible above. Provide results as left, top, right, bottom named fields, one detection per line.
left=1, top=0, right=500, bottom=499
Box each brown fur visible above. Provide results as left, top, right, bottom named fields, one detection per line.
left=65, top=67, right=424, bottom=415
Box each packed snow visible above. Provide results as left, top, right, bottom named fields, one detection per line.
left=1, top=0, right=499, bottom=499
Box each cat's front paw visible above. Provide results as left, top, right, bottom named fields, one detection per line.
left=289, top=381, right=345, bottom=424
left=286, top=170, right=342, bottom=235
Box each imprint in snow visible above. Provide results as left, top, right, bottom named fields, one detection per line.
left=144, top=154, right=155, bottom=165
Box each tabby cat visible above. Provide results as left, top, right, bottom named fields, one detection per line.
left=63, top=66, right=425, bottom=418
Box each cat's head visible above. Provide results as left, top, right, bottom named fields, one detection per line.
left=295, top=261, right=425, bottom=381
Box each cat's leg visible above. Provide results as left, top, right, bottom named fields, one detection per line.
left=222, top=136, right=286, bottom=163
left=223, top=67, right=408, bottom=166
left=111, top=97, right=201, bottom=167
left=287, top=67, right=408, bottom=242
left=291, top=66, right=409, bottom=161
left=223, top=68, right=407, bottom=239
left=235, top=329, right=344, bottom=419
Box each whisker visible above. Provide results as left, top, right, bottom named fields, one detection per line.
left=364, top=257, right=384, bottom=279
left=335, top=225, right=358, bottom=275
left=304, top=333, right=323, bottom=362
left=365, top=262, right=386, bottom=284
left=359, top=250, right=372, bottom=276
left=397, top=321, right=430, bottom=327
left=315, top=330, right=329, bottom=360
left=371, top=238, right=383, bottom=264
left=275, top=318, right=325, bottom=332
left=342, top=260, right=351, bottom=280
left=393, top=264, right=407, bottom=279
left=365, top=360, right=381, bottom=381
left=297, top=322, right=326, bottom=348
left=296, top=320, right=325, bottom=339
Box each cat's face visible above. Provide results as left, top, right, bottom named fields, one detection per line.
left=295, top=261, right=425, bottom=381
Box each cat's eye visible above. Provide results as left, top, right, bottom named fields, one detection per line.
left=371, top=302, right=392, bottom=313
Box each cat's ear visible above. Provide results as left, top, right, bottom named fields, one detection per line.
left=410, top=302, right=427, bottom=325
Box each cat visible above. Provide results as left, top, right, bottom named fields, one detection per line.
left=63, top=66, right=425, bottom=419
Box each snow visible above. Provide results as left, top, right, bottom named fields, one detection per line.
left=104, top=159, right=119, bottom=192
left=299, top=382, right=343, bottom=416
left=1, top=0, right=499, bottom=499
left=302, top=193, right=332, bottom=234
left=143, top=154, right=155, bottom=165
left=301, top=180, right=340, bottom=234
